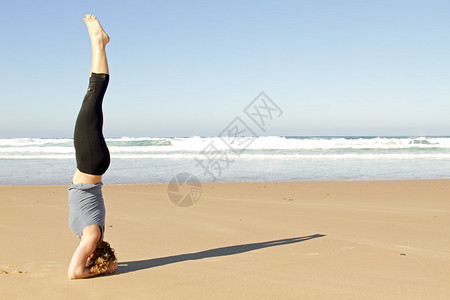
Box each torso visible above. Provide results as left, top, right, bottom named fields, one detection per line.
left=73, top=169, right=102, bottom=184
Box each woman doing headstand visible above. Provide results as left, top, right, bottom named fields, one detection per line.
left=67, top=14, right=117, bottom=280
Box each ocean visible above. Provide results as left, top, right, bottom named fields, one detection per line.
left=1, top=136, right=450, bottom=185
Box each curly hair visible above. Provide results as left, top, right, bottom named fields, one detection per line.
left=86, top=241, right=117, bottom=275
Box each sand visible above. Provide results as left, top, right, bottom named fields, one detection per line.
left=0, top=180, right=449, bottom=299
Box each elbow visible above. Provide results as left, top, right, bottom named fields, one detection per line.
left=67, top=268, right=83, bottom=280
left=68, top=272, right=76, bottom=280
left=68, top=270, right=77, bottom=280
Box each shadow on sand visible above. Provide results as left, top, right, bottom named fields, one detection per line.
left=116, top=234, right=325, bottom=275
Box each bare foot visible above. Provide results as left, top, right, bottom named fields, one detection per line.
left=83, top=14, right=110, bottom=47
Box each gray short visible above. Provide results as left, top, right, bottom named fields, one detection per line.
left=68, top=182, right=105, bottom=240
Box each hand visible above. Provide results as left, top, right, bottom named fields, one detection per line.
left=85, top=253, right=94, bottom=267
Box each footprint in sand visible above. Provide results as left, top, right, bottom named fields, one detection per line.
left=0, top=264, right=27, bottom=275
left=1, top=261, right=62, bottom=276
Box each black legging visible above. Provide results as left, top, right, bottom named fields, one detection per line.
left=73, top=73, right=110, bottom=175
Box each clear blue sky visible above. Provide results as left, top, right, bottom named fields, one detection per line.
left=0, top=0, right=449, bottom=137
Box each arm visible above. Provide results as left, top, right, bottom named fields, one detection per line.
left=68, top=238, right=98, bottom=280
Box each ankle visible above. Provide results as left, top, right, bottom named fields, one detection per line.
left=92, top=44, right=106, bottom=56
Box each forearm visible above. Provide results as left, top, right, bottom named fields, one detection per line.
left=68, top=238, right=98, bottom=280
left=68, top=263, right=115, bottom=280
left=68, top=267, right=96, bottom=280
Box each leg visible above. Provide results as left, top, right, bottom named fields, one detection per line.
left=85, top=14, right=110, bottom=75
left=73, top=15, right=111, bottom=184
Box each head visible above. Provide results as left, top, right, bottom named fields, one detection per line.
left=86, top=241, right=117, bottom=275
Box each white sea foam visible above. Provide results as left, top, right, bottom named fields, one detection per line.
left=1, top=136, right=450, bottom=159
left=0, top=138, right=73, bottom=146
left=2, top=136, right=450, bottom=185
left=2, top=152, right=450, bottom=160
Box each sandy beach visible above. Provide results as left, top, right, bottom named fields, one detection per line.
left=0, top=180, right=449, bottom=299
